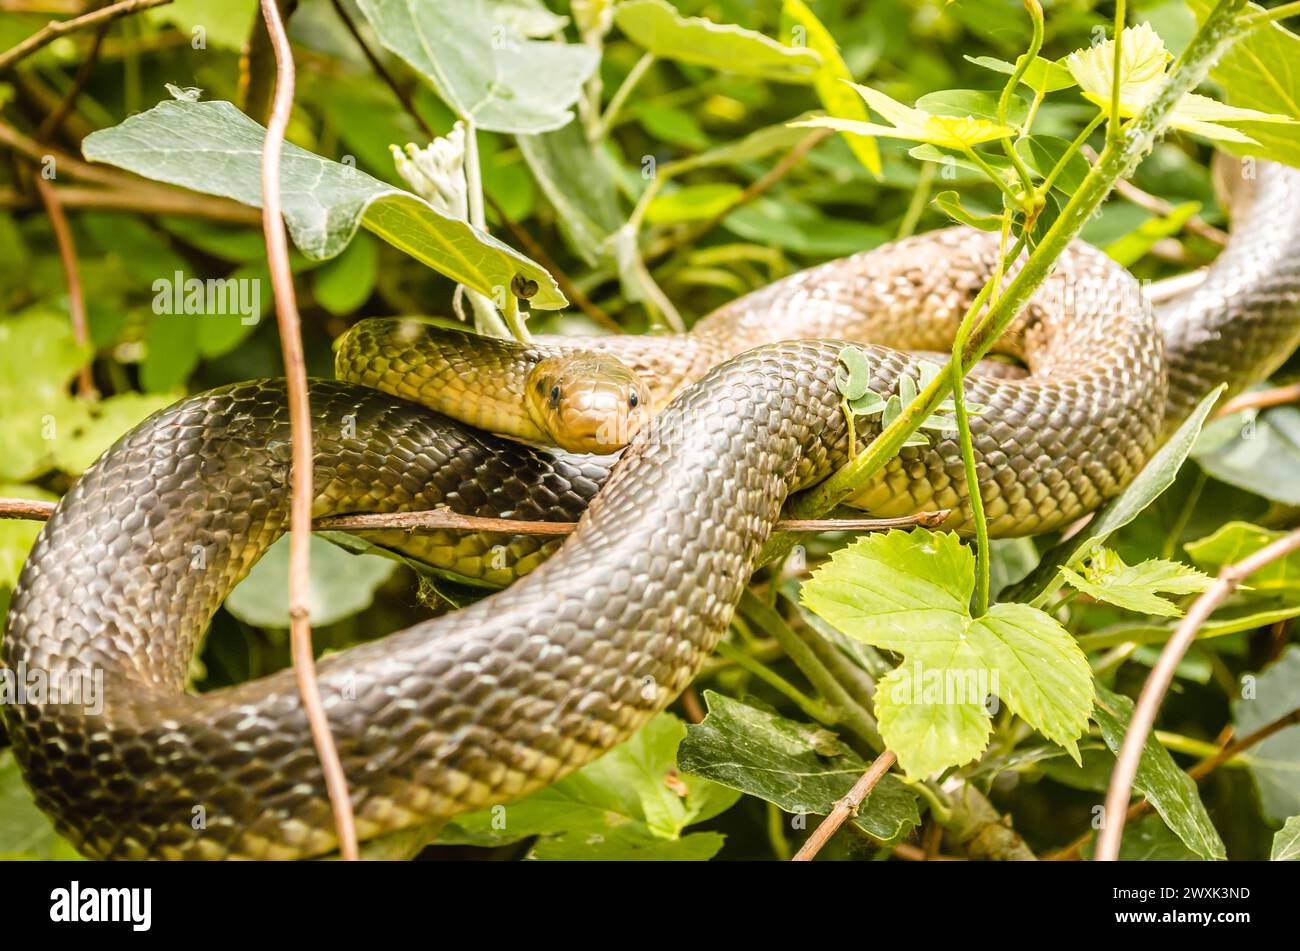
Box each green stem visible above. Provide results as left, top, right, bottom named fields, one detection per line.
left=896, top=161, right=936, bottom=239
left=463, top=119, right=486, bottom=231
left=1243, top=0, right=1300, bottom=26
left=766, top=0, right=1249, bottom=555
left=962, top=144, right=1026, bottom=210
left=1109, top=0, right=1128, bottom=143
left=739, top=591, right=882, bottom=749
left=594, top=52, right=654, bottom=140
left=714, top=640, right=838, bottom=724
left=501, top=293, right=532, bottom=343
left=997, top=0, right=1045, bottom=202
left=1039, top=113, right=1106, bottom=194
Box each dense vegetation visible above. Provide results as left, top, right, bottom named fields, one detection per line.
left=1, top=0, right=1299, bottom=862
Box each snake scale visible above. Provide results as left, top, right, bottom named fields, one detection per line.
left=4, top=162, right=1300, bottom=860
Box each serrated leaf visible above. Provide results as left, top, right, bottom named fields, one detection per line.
left=1185, top=521, right=1300, bottom=593
left=1272, top=816, right=1300, bottom=860
left=440, top=713, right=736, bottom=860
left=83, top=99, right=564, bottom=309
left=1093, top=684, right=1226, bottom=860
left=802, top=529, right=1093, bottom=777
left=616, top=0, right=821, bottom=82
left=677, top=692, right=920, bottom=843
left=781, top=0, right=881, bottom=176
left=355, top=0, right=598, bottom=134
left=1006, top=386, right=1223, bottom=603
left=1060, top=548, right=1213, bottom=617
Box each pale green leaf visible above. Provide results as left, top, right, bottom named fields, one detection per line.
left=0, top=484, right=55, bottom=589
left=1060, top=548, right=1213, bottom=616
left=615, top=0, right=821, bottom=82
left=1272, top=816, right=1300, bottom=860
left=0, top=311, right=89, bottom=481
left=1233, top=647, right=1300, bottom=823
left=83, top=99, right=564, bottom=309
left=965, top=53, right=1078, bottom=93
left=355, top=0, right=598, bottom=134
left=645, top=183, right=744, bottom=225
left=874, top=654, right=994, bottom=778
left=518, top=123, right=623, bottom=265
left=1194, top=396, right=1300, bottom=505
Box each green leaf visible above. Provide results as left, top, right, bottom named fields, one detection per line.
left=1185, top=0, right=1300, bottom=167
left=664, top=121, right=810, bottom=176
left=916, top=88, right=1028, bottom=127
left=964, top=53, right=1078, bottom=93
left=1272, top=816, right=1300, bottom=860
left=83, top=99, right=564, bottom=309
left=312, top=233, right=379, bottom=316
left=1233, top=646, right=1300, bottom=823
left=932, top=190, right=1004, bottom=231
left=225, top=534, right=398, bottom=628
left=615, top=0, right=821, bottom=82
left=677, top=692, right=920, bottom=843
left=645, top=183, right=743, bottom=225
left=1185, top=521, right=1300, bottom=593
left=780, top=0, right=881, bottom=176
left=50, top=392, right=177, bottom=475
left=0, top=751, right=83, bottom=860
left=1104, top=201, right=1201, bottom=266
left=835, top=345, right=872, bottom=400
left=1015, top=134, right=1090, bottom=193
left=1060, top=548, right=1213, bottom=617
left=0, top=311, right=90, bottom=482
left=1081, top=813, right=1202, bottom=860
left=1092, top=684, right=1226, bottom=860
left=1006, top=386, right=1223, bottom=603
left=802, top=529, right=1092, bottom=777
left=1193, top=397, right=1300, bottom=504
left=354, top=0, right=598, bottom=134
left=518, top=123, right=623, bottom=266
left=723, top=197, right=888, bottom=256
left=440, top=713, right=736, bottom=860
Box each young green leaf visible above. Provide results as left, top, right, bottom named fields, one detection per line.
left=932, top=190, right=1004, bottom=231
left=1104, top=201, right=1202, bottom=266
left=801, top=529, right=1093, bottom=778
left=616, top=0, right=821, bottom=82
left=964, top=53, right=1077, bottom=94
left=1232, top=647, right=1300, bottom=823
left=1193, top=397, right=1300, bottom=505
left=780, top=0, right=882, bottom=176
left=793, top=83, right=1016, bottom=150
left=916, top=89, right=1028, bottom=127
left=677, top=692, right=920, bottom=843
left=1093, top=685, right=1227, bottom=860
left=1015, top=135, right=1090, bottom=193
left=836, top=345, right=872, bottom=400
left=1272, top=815, right=1300, bottom=861
left=1060, top=548, right=1213, bottom=617
left=645, top=183, right=744, bottom=225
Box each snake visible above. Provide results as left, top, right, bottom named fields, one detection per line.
left=4, top=161, right=1300, bottom=860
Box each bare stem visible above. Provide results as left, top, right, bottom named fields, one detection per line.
left=258, top=0, right=358, bottom=862
left=0, top=0, right=172, bottom=72
left=792, top=751, right=898, bottom=860
left=32, top=175, right=95, bottom=397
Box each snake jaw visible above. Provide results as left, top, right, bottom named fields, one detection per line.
left=524, top=354, right=651, bottom=454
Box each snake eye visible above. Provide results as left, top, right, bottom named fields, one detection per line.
left=629, top=391, right=639, bottom=409
left=549, top=384, right=561, bottom=405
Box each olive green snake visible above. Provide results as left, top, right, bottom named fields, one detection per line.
left=5, top=162, right=1300, bottom=860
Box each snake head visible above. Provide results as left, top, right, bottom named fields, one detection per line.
left=525, top=353, right=651, bottom=454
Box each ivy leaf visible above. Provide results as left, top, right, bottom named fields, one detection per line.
left=1060, top=548, right=1213, bottom=617
left=780, top=0, right=881, bottom=176
left=801, top=529, right=1093, bottom=778
left=1065, top=22, right=1295, bottom=146
left=795, top=83, right=1016, bottom=150
left=677, top=692, right=920, bottom=843
left=615, top=0, right=821, bottom=82
left=1093, top=684, right=1226, bottom=860
left=1272, top=816, right=1300, bottom=860
left=355, top=0, right=598, bottom=134
left=83, top=98, right=565, bottom=309
left=439, top=713, right=736, bottom=860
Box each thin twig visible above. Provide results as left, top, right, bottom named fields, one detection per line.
left=1215, top=382, right=1300, bottom=418
left=792, top=751, right=898, bottom=861
left=1, top=497, right=950, bottom=538
left=1048, top=705, right=1300, bottom=860
left=36, top=19, right=110, bottom=141
left=0, top=0, right=171, bottom=72
left=1095, top=526, right=1300, bottom=861
left=33, top=175, right=94, bottom=397
left=258, top=0, right=358, bottom=862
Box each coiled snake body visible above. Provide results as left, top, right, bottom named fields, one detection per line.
left=5, top=164, right=1300, bottom=860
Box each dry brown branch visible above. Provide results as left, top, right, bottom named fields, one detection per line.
left=258, top=0, right=358, bottom=861
left=36, top=18, right=109, bottom=140
left=33, top=174, right=95, bottom=397
left=792, top=751, right=897, bottom=861
left=1215, top=382, right=1300, bottom=418
left=1095, top=526, right=1300, bottom=860
left=0, top=0, right=171, bottom=72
